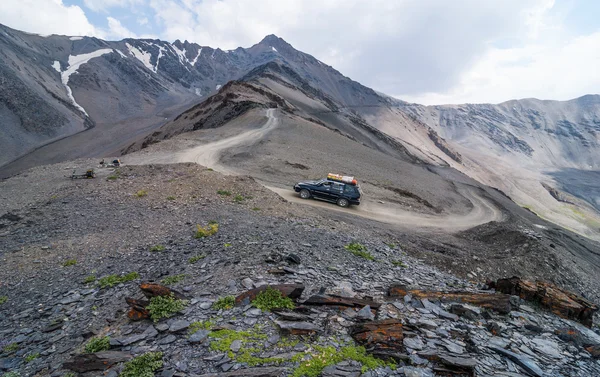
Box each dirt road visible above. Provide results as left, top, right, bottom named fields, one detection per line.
left=267, top=185, right=504, bottom=231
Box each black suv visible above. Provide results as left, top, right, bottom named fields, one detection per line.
left=293, top=178, right=361, bottom=207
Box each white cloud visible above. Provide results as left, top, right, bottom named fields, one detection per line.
left=106, top=16, right=137, bottom=39
left=83, top=0, right=141, bottom=13
left=0, top=0, right=99, bottom=37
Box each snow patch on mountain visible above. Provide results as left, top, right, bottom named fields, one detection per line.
left=215, top=84, right=221, bottom=90
left=195, top=88, right=202, bottom=96
left=126, top=42, right=153, bottom=72
left=115, top=49, right=127, bottom=59
left=69, top=36, right=83, bottom=41
left=61, top=49, right=113, bottom=116
left=190, top=49, right=202, bottom=66
left=51, top=61, right=61, bottom=72
left=271, top=46, right=278, bottom=52
left=171, top=44, right=187, bottom=65
left=154, top=45, right=165, bottom=73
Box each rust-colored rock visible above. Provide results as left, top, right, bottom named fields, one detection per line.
left=235, top=284, right=304, bottom=306
left=274, top=320, right=320, bottom=335
left=125, top=297, right=149, bottom=321
left=586, top=345, right=600, bottom=359
left=351, top=319, right=403, bottom=351
left=493, top=277, right=598, bottom=327
left=63, top=351, right=132, bottom=372
left=140, top=282, right=187, bottom=300
left=303, top=294, right=381, bottom=309
left=388, top=285, right=512, bottom=314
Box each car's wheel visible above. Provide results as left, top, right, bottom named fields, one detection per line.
left=337, top=198, right=349, bottom=207
left=300, top=189, right=311, bottom=199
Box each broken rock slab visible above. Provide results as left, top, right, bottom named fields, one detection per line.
left=63, top=351, right=133, bottom=372
left=351, top=319, right=403, bottom=351
left=274, top=320, right=320, bottom=335
left=492, top=276, right=598, bottom=327
left=235, top=284, right=304, bottom=306
left=303, top=294, right=381, bottom=309
left=140, top=282, right=188, bottom=300
left=488, top=345, right=545, bottom=377
left=388, top=285, right=513, bottom=314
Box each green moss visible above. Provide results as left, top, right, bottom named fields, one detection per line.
left=391, top=260, right=408, bottom=268
left=2, top=372, right=20, bottom=377
left=188, top=320, right=214, bottom=334
left=83, top=275, right=96, bottom=284
left=84, top=336, right=110, bottom=353
left=2, top=343, right=18, bottom=353
left=147, top=294, right=188, bottom=322
left=233, top=194, right=245, bottom=203
left=166, top=196, right=176, bottom=201
left=195, top=223, right=219, bottom=238
left=161, top=274, right=186, bottom=286
left=237, top=349, right=286, bottom=366
left=209, top=328, right=267, bottom=353
left=251, top=287, right=295, bottom=312
left=149, top=244, right=166, bottom=252
left=252, top=207, right=261, bottom=211
left=188, top=254, right=206, bottom=264
left=98, top=272, right=140, bottom=288
left=292, top=345, right=394, bottom=377
left=345, top=243, right=375, bottom=261
left=212, top=296, right=236, bottom=310
left=276, top=337, right=300, bottom=349
left=224, top=243, right=232, bottom=248
left=0, top=296, right=7, bottom=305
left=136, top=190, right=148, bottom=197
left=63, top=373, right=76, bottom=377
left=24, top=352, right=39, bottom=363
left=217, top=190, right=231, bottom=196
left=63, top=259, right=77, bottom=267
left=119, top=352, right=163, bottom=377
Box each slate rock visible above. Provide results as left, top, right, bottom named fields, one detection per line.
left=169, top=320, right=190, bottom=333
left=356, top=305, right=375, bottom=321
left=189, top=330, right=210, bottom=344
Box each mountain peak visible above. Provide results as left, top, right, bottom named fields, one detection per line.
left=259, top=34, right=291, bottom=49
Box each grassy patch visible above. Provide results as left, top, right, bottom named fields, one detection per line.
left=147, top=294, right=188, bottom=322
left=24, top=352, right=39, bottom=363
left=84, top=336, right=110, bottom=353
left=136, top=190, right=148, bottom=197
left=83, top=275, right=96, bottom=284
left=212, top=296, right=235, bottom=310
left=149, top=244, right=166, bottom=252
left=120, top=352, right=163, bottom=377
left=161, top=274, right=186, bottom=286
left=189, top=320, right=214, bottom=334
left=345, top=242, right=375, bottom=261
left=391, top=260, right=408, bottom=268
left=0, top=296, right=7, bottom=305
left=251, top=287, right=295, bottom=312
left=252, top=207, right=261, bottom=211
left=166, top=196, right=176, bottom=201
left=107, top=169, right=121, bottom=181
left=2, top=343, right=18, bottom=354
left=188, top=254, right=206, bottom=264
left=217, top=190, right=231, bottom=196
left=63, top=259, right=77, bottom=267
left=224, top=243, right=232, bottom=248
left=233, top=194, right=245, bottom=203
left=98, top=272, right=140, bottom=288
left=385, top=242, right=396, bottom=249
left=292, top=345, right=395, bottom=377
left=2, top=372, right=20, bottom=377
left=195, top=223, right=219, bottom=238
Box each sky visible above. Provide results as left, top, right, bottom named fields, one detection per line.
left=0, top=0, right=598, bottom=105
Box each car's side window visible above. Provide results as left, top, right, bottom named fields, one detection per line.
left=332, top=183, right=343, bottom=192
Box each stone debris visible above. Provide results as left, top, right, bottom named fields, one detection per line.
left=492, top=276, right=599, bottom=327
left=234, top=284, right=305, bottom=306
left=62, top=351, right=133, bottom=372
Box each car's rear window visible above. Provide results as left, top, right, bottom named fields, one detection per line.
left=344, top=185, right=358, bottom=195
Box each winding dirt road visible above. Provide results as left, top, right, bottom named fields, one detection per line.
left=132, top=108, right=504, bottom=230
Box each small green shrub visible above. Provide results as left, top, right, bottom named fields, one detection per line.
left=98, top=272, right=140, bottom=288
left=166, top=196, right=176, bottom=200
left=63, top=259, right=77, bottom=267
left=119, top=352, right=163, bottom=377
left=136, top=190, right=148, bottom=197
left=212, top=296, right=235, bottom=310
left=233, top=194, right=245, bottom=203
left=189, top=320, right=214, bottom=334
left=2, top=372, right=20, bottom=377
left=345, top=243, right=374, bottom=261
left=149, top=244, right=166, bottom=252
left=84, top=336, right=110, bottom=353
left=224, top=243, right=232, bottom=247
left=161, top=274, right=186, bottom=286
left=391, top=260, right=408, bottom=268
left=195, top=223, right=218, bottom=238
left=24, top=352, right=39, bottom=363
left=251, top=287, right=295, bottom=312
left=188, top=254, right=206, bottom=264
left=83, top=275, right=96, bottom=284
left=147, top=295, right=188, bottom=322
left=217, top=190, right=231, bottom=196
left=2, top=343, right=18, bottom=353
left=0, top=296, right=7, bottom=305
